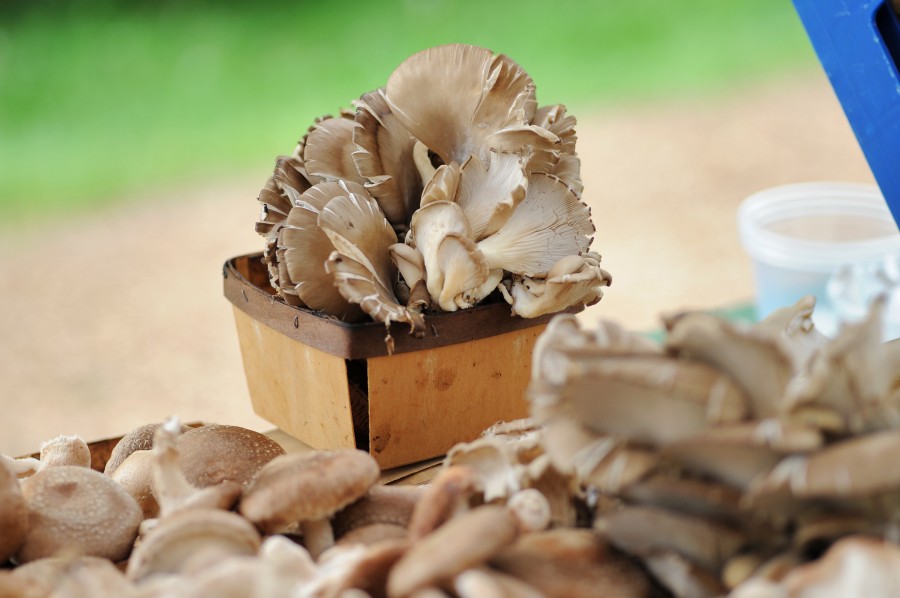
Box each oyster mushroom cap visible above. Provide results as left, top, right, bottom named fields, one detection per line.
left=749, top=429, right=900, bottom=502
left=444, top=438, right=522, bottom=503
left=239, top=450, right=380, bottom=559
left=408, top=200, right=472, bottom=302
left=477, top=173, right=594, bottom=277
left=456, top=151, right=528, bottom=240
left=664, top=420, right=823, bottom=490
left=318, top=189, right=425, bottom=333
left=255, top=155, right=312, bottom=236
left=532, top=104, right=577, bottom=156
left=595, top=505, right=746, bottom=573
left=302, top=112, right=365, bottom=185
left=38, top=435, right=91, bottom=469
left=548, top=153, right=583, bottom=196
left=318, top=186, right=398, bottom=291
left=530, top=314, right=660, bottom=387
left=385, top=44, right=552, bottom=167
left=542, top=353, right=749, bottom=447
left=664, top=311, right=797, bottom=418
left=325, top=253, right=426, bottom=338
left=0, top=458, right=29, bottom=563
left=420, top=162, right=462, bottom=207
left=390, top=243, right=426, bottom=290
left=504, top=256, right=610, bottom=318
left=126, top=508, right=261, bottom=582
left=753, top=295, right=829, bottom=370
left=784, top=297, right=897, bottom=433
left=623, top=474, right=744, bottom=526
left=17, top=465, right=142, bottom=563
left=434, top=233, right=490, bottom=311
left=279, top=181, right=368, bottom=320
left=353, top=87, right=422, bottom=228
left=489, top=528, right=653, bottom=598
left=387, top=505, right=519, bottom=598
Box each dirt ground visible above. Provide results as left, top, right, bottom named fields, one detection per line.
left=0, top=70, right=875, bottom=456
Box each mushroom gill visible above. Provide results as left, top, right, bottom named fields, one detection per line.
left=301, top=110, right=366, bottom=186
left=278, top=181, right=367, bottom=321
left=353, top=88, right=422, bottom=229
left=319, top=190, right=426, bottom=337
left=476, top=173, right=594, bottom=277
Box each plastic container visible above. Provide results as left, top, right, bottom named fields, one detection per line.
left=738, top=182, right=900, bottom=337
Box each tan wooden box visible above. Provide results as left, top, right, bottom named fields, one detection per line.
left=223, top=253, right=574, bottom=469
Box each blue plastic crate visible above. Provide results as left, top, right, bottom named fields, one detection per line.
left=793, top=0, right=900, bottom=224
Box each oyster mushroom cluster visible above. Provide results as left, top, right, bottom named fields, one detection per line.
left=255, top=44, right=609, bottom=337
left=505, top=295, right=900, bottom=596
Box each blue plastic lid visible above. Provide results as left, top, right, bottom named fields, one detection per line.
left=793, top=0, right=900, bottom=225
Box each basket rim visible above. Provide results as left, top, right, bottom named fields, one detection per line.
left=223, top=252, right=580, bottom=359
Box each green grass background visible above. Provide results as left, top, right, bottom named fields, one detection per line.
left=0, top=0, right=816, bottom=222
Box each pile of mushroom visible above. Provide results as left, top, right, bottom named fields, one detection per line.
left=3, top=418, right=653, bottom=597
left=255, top=44, right=609, bottom=339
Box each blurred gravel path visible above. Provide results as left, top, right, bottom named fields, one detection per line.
left=0, top=72, right=874, bottom=455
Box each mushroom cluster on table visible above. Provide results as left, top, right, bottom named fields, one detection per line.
left=254, top=43, right=610, bottom=345
left=2, top=417, right=652, bottom=597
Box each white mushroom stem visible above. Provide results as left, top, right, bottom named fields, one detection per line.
left=302, top=517, right=336, bottom=561
left=413, top=140, right=437, bottom=186
left=152, top=418, right=197, bottom=516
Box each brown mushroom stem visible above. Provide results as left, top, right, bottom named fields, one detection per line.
left=301, top=518, right=336, bottom=561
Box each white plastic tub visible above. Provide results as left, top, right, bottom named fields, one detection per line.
left=738, top=182, right=900, bottom=337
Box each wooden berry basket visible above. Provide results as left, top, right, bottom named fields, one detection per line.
left=223, top=253, right=577, bottom=469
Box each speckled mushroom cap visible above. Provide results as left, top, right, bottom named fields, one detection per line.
left=108, top=449, right=158, bottom=519
left=240, top=449, right=380, bottom=534
left=104, top=422, right=191, bottom=475
left=0, top=459, right=29, bottom=564
left=16, top=465, right=142, bottom=564
left=176, top=424, right=285, bottom=489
